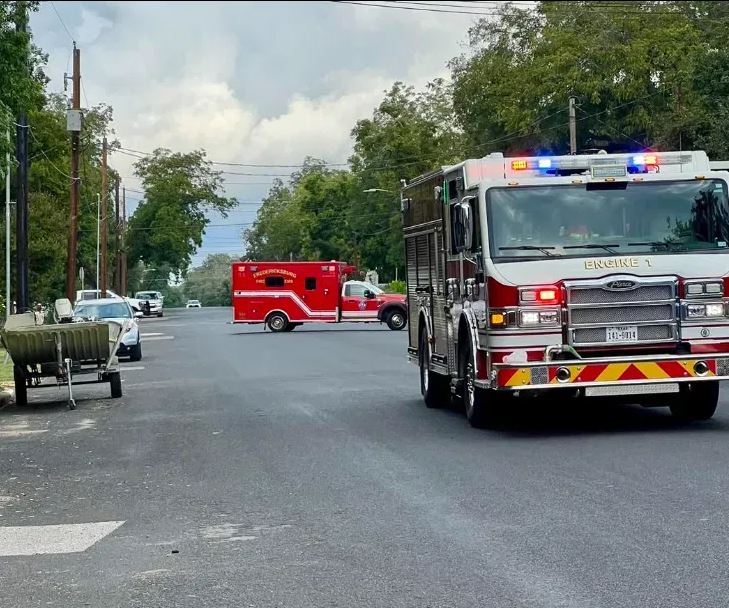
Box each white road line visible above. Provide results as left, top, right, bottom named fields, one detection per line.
left=141, top=332, right=165, bottom=337
left=121, top=366, right=145, bottom=371
left=0, top=521, right=125, bottom=556
left=143, top=336, right=175, bottom=341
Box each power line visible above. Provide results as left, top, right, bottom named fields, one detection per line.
left=49, top=1, right=74, bottom=42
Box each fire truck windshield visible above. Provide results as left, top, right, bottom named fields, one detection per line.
left=487, top=179, right=729, bottom=259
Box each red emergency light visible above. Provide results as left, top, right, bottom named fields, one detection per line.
left=520, top=286, right=559, bottom=304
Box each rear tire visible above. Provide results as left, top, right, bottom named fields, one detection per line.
left=129, top=342, right=142, bottom=362
left=13, top=365, right=27, bottom=407
left=158, top=312, right=164, bottom=318
left=267, top=312, right=289, bottom=332
left=386, top=310, right=407, bottom=331
left=109, top=372, right=122, bottom=398
left=669, top=381, right=719, bottom=421
left=419, top=329, right=449, bottom=408
left=460, top=338, right=504, bottom=428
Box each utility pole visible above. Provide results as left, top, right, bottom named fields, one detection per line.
left=121, top=187, right=127, bottom=295
left=65, top=43, right=81, bottom=302
left=100, top=136, right=108, bottom=297
left=15, top=7, right=29, bottom=312
left=5, top=127, right=10, bottom=320
left=568, top=96, right=577, bottom=155
left=95, top=193, right=100, bottom=294
left=114, top=177, right=120, bottom=293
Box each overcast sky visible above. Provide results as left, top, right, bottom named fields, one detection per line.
left=31, top=1, right=477, bottom=266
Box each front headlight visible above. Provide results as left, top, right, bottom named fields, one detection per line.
left=122, top=328, right=139, bottom=345
left=686, top=303, right=725, bottom=318
left=518, top=309, right=560, bottom=327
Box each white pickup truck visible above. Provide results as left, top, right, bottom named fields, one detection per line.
left=75, top=289, right=142, bottom=312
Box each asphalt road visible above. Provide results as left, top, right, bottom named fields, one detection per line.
left=2, top=307, right=729, bottom=607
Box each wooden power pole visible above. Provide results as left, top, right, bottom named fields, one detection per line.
left=121, top=187, right=127, bottom=295
left=114, top=178, right=120, bottom=293
left=100, top=136, right=108, bottom=297
left=15, top=5, right=29, bottom=312
left=65, top=44, right=81, bottom=301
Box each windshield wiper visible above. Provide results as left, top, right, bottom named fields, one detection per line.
left=627, top=240, right=684, bottom=250
left=499, top=245, right=557, bottom=257
left=563, top=243, right=620, bottom=254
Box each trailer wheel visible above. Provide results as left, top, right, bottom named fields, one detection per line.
left=266, top=312, right=289, bottom=332
left=13, top=365, right=27, bottom=407
left=419, top=330, right=448, bottom=408
left=386, top=310, right=407, bottom=331
left=460, top=339, right=505, bottom=429
left=109, top=372, right=122, bottom=399
left=669, top=381, right=719, bottom=421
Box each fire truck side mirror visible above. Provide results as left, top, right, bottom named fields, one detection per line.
left=364, top=290, right=375, bottom=299
left=453, top=199, right=474, bottom=253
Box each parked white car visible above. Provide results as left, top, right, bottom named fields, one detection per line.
left=76, top=289, right=142, bottom=312
left=186, top=299, right=201, bottom=308
left=73, top=298, right=143, bottom=361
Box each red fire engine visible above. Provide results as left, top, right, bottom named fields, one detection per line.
left=403, top=150, right=729, bottom=427
left=231, top=261, right=407, bottom=331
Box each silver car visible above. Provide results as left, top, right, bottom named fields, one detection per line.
left=74, top=298, right=143, bottom=361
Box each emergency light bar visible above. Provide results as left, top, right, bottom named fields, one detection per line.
left=461, top=151, right=711, bottom=189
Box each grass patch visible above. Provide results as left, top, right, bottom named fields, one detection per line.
left=0, top=349, right=14, bottom=385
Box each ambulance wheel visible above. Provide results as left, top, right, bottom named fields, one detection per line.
left=419, top=330, right=448, bottom=408
left=386, top=310, right=407, bottom=331
left=460, top=339, right=504, bottom=429
left=669, top=381, right=719, bottom=421
left=267, top=312, right=289, bottom=332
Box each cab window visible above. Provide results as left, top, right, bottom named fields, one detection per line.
left=346, top=283, right=367, bottom=297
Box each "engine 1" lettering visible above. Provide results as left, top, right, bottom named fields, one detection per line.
left=584, top=257, right=640, bottom=270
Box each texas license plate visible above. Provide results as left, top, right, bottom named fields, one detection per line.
left=606, top=325, right=638, bottom=343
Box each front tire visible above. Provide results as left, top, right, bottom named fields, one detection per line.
left=267, top=312, right=289, bottom=332
left=460, top=338, right=504, bottom=428
left=129, top=342, right=142, bottom=362
left=419, top=329, right=449, bottom=408
left=386, top=310, right=407, bottom=331
left=670, top=381, right=719, bottom=421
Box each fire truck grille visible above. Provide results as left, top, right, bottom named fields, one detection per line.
left=569, top=284, right=673, bottom=304
left=571, top=304, right=674, bottom=325
left=566, top=278, right=677, bottom=347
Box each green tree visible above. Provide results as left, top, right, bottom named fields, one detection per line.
left=450, top=1, right=710, bottom=154
left=184, top=254, right=235, bottom=307
left=127, top=149, right=236, bottom=275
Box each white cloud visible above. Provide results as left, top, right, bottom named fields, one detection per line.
left=30, top=1, right=483, bottom=264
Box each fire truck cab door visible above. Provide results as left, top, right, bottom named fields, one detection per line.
left=341, top=281, right=379, bottom=322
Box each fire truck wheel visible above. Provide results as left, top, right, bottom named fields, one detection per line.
left=460, top=340, right=502, bottom=429
left=266, top=312, right=289, bottom=332
left=669, top=381, right=719, bottom=421
left=419, top=330, right=448, bottom=408
left=386, top=310, right=407, bottom=331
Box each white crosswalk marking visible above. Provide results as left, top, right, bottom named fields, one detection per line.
left=0, top=521, right=125, bottom=556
